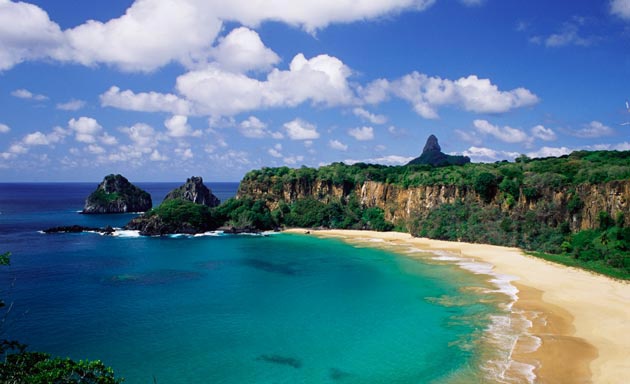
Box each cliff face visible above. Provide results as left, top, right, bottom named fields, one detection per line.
left=237, top=178, right=630, bottom=232
left=83, top=174, right=152, bottom=214
left=164, top=176, right=220, bottom=207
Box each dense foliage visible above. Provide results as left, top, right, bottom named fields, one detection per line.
left=242, top=150, right=630, bottom=193
left=213, top=195, right=393, bottom=232
left=0, top=252, right=123, bottom=383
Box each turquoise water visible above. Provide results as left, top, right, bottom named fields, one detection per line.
left=0, top=184, right=503, bottom=383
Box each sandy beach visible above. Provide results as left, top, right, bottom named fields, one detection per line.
left=285, top=229, right=630, bottom=384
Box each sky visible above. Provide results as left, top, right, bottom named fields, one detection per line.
left=1, top=0, right=629, bottom=182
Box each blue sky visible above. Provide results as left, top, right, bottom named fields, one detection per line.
left=1, top=0, right=629, bottom=182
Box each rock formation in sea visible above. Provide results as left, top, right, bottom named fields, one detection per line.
left=82, top=174, right=152, bottom=214
left=125, top=176, right=221, bottom=235
left=406, top=134, right=470, bottom=166
left=163, top=176, right=220, bottom=207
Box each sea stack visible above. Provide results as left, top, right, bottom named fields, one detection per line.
left=82, top=174, right=152, bottom=214
left=163, top=176, right=220, bottom=207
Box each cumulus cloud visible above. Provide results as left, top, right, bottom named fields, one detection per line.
left=119, top=123, right=160, bottom=148
left=210, top=27, right=280, bottom=73
left=238, top=116, right=269, bottom=138
left=473, top=119, right=531, bottom=144
left=176, top=53, right=354, bottom=116
left=0, top=123, right=9, bottom=133
left=526, top=146, right=572, bottom=159
left=11, top=88, right=48, bottom=101
left=0, top=0, right=64, bottom=71
left=462, top=146, right=520, bottom=162
left=0, top=126, right=69, bottom=159
left=100, top=86, right=192, bottom=115
left=531, top=125, right=557, bottom=141
left=571, top=121, right=614, bottom=138
left=56, top=99, right=86, bottom=111
left=348, top=126, right=374, bottom=141
left=68, top=117, right=103, bottom=143
left=363, top=73, right=538, bottom=118
left=150, top=149, right=169, bottom=161
left=283, top=118, right=320, bottom=140
left=353, top=107, right=386, bottom=124
left=175, top=147, right=194, bottom=159
left=268, top=143, right=283, bottom=158
left=0, top=0, right=438, bottom=72
left=329, top=139, right=348, bottom=151
left=611, top=0, right=630, bottom=20
left=164, top=115, right=201, bottom=138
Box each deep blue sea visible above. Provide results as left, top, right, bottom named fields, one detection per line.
left=0, top=183, right=514, bottom=383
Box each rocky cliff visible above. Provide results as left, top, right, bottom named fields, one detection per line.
left=82, top=174, right=152, bottom=214
left=163, top=176, right=220, bottom=207
left=236, top=174, right=630, bottom=232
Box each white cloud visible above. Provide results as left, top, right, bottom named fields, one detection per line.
left=68, top=117, right=103, bottom=143
left=238, top=116, right=268, bottom=138
left=23, top=132, right=54, bottom=146
left=268, top=144, right=284, bottom=158
left=175, top=147, right=194, bottom=159
left=176, top=53, right=354, bottom=116
left=352, top=107, right=386, bottom=124
left=0, top=0, right=439, bottom=72
left=100, top=86, right=192, bottom=115
left=11, top=88, right=48, bottom=101
left=364, top=73, right=538, bottom=119
left=611, top=0, right=630, bottom=20
left=571, top=121, right=614, bottom=138
left=100, top=132, right=118, bottom=146
left=0, top=0, right=64, bottom=71
left=462, top=146, right=520, bottom=162
left=283, top=155, right=305, bottom=165
left=329, top=139, right=348, bottom=151
left=0, top=123, right=9, bottom=133
left=343, top=155, right=413, bottom=165
left=473, top=119, right=531, bottom=144
left=348, top=126, right=374, bottom=141
left=86, top=144, right=105, bottom=154
left=531, top=125, right=557, bottom=141
left=150, top=149, right=169, bottom=161
left=56, top=99, right=86, bottom=111
left=537, top=22, right=595, bottom=48
left=120, top=123, right=159, bottom=149
left=526, top=146, right=572, bottom=159
left=211, top=27, right=280, bottom=73
left=164, top=115, right=201, bottom=138
left=283, top=118, right=320, bottom=140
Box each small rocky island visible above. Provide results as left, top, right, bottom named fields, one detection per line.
left=125, top=176, right=221, bottom=236
left=82, top=174, right=152, bottom=214
left=407, top=134, right=470, bottom=167
left=163, top=176, right=220, bottom=207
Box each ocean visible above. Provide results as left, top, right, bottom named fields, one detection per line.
left=0, top=182, right=522, bottom=383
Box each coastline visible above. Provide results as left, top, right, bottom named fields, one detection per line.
left=285, top=229, right=630, bottom=384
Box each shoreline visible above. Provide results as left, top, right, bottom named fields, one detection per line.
left=285, top=229, right=630, bottom=384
